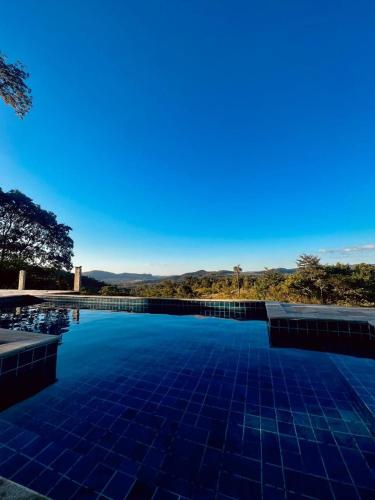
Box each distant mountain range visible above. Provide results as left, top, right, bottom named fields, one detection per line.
left=83, top=268, right=295, bottom=286
left=83, top=270, right=157, bottom=283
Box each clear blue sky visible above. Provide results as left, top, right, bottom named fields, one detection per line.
left=1, top=1, right=374, bottom=274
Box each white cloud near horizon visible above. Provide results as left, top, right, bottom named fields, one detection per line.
left=319, top=244, right=375, bottom=255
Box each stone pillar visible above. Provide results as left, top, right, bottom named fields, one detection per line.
left=18, top=270, right=27, bottom=291
left=73, top=266, right=82, bottom=292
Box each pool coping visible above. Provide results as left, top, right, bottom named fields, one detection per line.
left=265, top=301, right=375, bottom=323
left=0, top=329, right=58, bottom=358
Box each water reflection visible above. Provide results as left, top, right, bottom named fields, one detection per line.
left=72, top=308, right=80, bottom=323
left=0, top=305, right=71, bottom=341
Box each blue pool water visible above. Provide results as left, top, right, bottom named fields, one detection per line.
left=0, top=306, right=375, bottom=499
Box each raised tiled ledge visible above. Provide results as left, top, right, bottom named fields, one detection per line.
left=266, top=302, right=375, bottom=357
left=0, top=328, right=59, bottom=411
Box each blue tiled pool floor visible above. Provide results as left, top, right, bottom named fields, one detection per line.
left=0, top=308, right=375, bottom=499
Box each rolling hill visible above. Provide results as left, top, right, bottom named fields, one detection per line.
left=83, top=268, right=295, bottom=286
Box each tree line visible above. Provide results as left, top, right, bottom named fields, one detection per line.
left=126, top=255, right=375, bottom=306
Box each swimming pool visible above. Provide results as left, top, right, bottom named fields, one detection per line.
left=0, top=304, right=375, bottom=499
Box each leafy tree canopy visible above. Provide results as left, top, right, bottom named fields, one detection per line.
left=0, top=52, right=32, bottom=118
left=296, top=254, right=321, bottom=269
left=0, top=188, right=73, bottom=271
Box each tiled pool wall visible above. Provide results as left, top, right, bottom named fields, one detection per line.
left=0, top=342, right=58, bottom=411
left=41, top=296, right=268, bottom=320
left=269, top=318, right=375, bottom=358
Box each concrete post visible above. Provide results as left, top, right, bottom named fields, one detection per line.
left=73, top=266, right=82, bottom=292
left=18, top=270, right=27, bottom=291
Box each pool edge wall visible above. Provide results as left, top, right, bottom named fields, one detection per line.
left=0, top=331, right=59, bottom=412
left=38, top=295, right=268, bottom=320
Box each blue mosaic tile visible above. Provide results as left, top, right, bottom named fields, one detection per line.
left=0, top=306, right=374, bottom=499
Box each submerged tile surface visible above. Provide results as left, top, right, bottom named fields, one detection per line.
left=0, top=306, right=374, bottom=499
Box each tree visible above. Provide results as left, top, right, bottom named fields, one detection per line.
left=0, top=188, right=73, bottom=271
left=296, top=254, right=321, bottom=269
left=252, top=268, right=286, bottom=299
left=233, top=265, right=242, bottom=297
left=177, top=282, right=196, bottom=298
left=290, top=255, right=328, bottom=303
left=99, top=285, right=121, bottom=296
left=0, top=53, right=32, bottom=118
left=351, top=263, right=375, bottom=304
